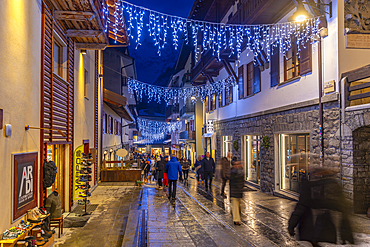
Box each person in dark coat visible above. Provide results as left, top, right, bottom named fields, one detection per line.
left=194, top=155, right=204, bottom=185
left=220, top=156, right=231, bottom=197
left=156, top=157, right=166, bottom=189
left=181, top=157, right=190, bottom=184
left=165, top=156, right=182, bottom=204
left=228, top=161, right=244, bottom=225
left=201, top=152, right=215, bottom=191
left=288, top=168, right=354, bottom=245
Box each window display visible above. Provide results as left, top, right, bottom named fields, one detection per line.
left=280, top=134, right=310, bottom=193
left=244, top=135, right=261, bottom=184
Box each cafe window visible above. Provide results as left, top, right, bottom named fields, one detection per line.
left=279, top=134, right=310, bottom=193
left=244, top=135, right=261, bottom=184
left=53, top=41, right=63, bottom=77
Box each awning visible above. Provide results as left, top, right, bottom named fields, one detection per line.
left=203, top=132, right=214, bottom=138
left=103, top=88, right=134, bottom=122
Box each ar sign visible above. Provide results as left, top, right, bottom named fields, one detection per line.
left=17, top=161, right=34, bottom=208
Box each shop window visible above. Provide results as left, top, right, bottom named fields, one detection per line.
left=84, top=69, right=89, bottom=99
left=244, top=135, right=261, bottom=184
left=53, top=41, right=63, bottom=77
left=222, top=136, right=233, bottom=157
left=279, top=134, right=310, bottom=193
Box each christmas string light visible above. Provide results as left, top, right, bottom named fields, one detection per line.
left=110, top=0, right=320, bottom=62
left=127, top=77, right=236, bottom=104
left=137, top=118, right=183, bottom=144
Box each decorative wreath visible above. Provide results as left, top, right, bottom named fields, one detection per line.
left=233, top=140, right=239, bottom=152
left=262, top=136, right=270, bottom=149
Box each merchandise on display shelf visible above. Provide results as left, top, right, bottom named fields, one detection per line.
left=76, top=152, right=93, bottom=215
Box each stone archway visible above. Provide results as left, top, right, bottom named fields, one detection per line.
left=353, top=126, right=370, bottom=213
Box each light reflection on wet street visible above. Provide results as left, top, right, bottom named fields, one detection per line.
left=146, top=173, right=370, bottom=247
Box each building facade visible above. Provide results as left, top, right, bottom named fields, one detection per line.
left=174, top=0, right=370, bottom=213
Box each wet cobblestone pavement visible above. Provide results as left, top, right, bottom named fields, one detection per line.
left=52, top=174, right=370, bottom=247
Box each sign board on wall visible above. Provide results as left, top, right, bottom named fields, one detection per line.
left=324, top=80, right=335, bottom=94
left=13, top=152, right=38, bottom=222
left=346, top=33, right=370, bottom=49
left=206, top=120, right=214, bottom=133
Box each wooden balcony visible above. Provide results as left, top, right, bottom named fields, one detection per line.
left=50, top=0, right=129, bottom=50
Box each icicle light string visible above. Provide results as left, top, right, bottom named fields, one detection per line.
left=127, top=77, right=236, bottom=104
left=137, top=118, right=183, bottom=143
left=115, top=0, right=320, bottom=62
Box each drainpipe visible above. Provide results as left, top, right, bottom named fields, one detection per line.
left=318, top=37, right=324, bottom=166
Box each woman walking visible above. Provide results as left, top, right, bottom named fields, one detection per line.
left=194, top=155, right=204, bottom=185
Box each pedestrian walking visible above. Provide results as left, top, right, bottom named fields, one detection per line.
left=155, top=157, right=166, bottom=189
left=141, top=160, right=149, bottom=184
left=201, top=152, right=215, bottom=192
left=194, top=155, right=204, bottom=185
left=229, top=161, right=244, bottom=225
left=288, top=167, right=354, bottom=245
left=162, top=156, right=169, bottom=187
left=165, top=156, right=182, bottom=204
left=220, top=156, right=231, bottom=197
left=181, top=157, right=190, bottom=185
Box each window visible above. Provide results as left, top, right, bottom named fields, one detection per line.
left=114, top=119, right=117, bottom=135
left=210, top=94, right=216, bottom=111
left=84, top=69, right=89, bottom=98
left=244, top=135, right=261, bottom=184
left=53, top=41, right=63, bottom=77
left=218, top=93, right=223, bottom=108
left=225, top=86, right=233, bottom=106
left=284, top=40, right=299, bottom=81
left=222, top=136, right=233, bottom=157
left=205, top=96, right=209, bottom=113
left=238, top=62, right=261, bottom=98
left=108, top=115, right=112, bottom=134
left=271, top=43, right=280, bottom=87
left=103, top=113, right=106, bottom=134
left=110, top=117, right=114, bottom=134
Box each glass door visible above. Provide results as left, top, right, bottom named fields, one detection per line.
left=246, top=135, right=261, bottom=184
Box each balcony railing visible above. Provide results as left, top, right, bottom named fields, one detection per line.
left=180, top=103, right=195, bottom=118
left=165, top=105, right=179, bottom=119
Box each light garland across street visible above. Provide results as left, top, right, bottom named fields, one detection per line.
left=137, top=118, right=183, bottom=144
left=109, top=0, right=321, bottom=62
left=128, top=77, right=236, bottom=104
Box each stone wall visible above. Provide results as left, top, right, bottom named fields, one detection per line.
left=342, top=107, right=370, bottom=213
left=215, top=102, right=341, bottom=194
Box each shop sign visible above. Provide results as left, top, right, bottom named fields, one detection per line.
left=324, top=80, right=335, bottom=94
left=73, top=145, right=85, bottom=201
left=13, top=152, right=38, bottom=222
left=206, top=120, right=214, bottom=133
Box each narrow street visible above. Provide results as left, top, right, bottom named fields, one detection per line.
left=54, top=173, right=370, bottom=247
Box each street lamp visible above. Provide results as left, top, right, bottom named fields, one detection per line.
left=291, top=0, right=312, bottom=22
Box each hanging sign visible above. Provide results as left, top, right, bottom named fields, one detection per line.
left=73, top=145, right=84, bottom=201
left=13, top=152, right=38, bottom=222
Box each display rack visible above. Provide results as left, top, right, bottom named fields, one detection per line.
left=76, top=152, right=93, bottom=216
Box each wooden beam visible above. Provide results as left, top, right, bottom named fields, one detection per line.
left=54, top=10, right=95, bottom=21
left=76, top=43, right=107, bottom=50
left=66, top=29, right=102, bottom=38
left=89, top=0, right=109, bottom=44
left=221, top=60, right=237, bottom=80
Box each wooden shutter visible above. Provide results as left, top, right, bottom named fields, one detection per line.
left=299, top=41, right=312, bottom=75
left=205, top=96, right=209, bottom=112
left=102, top=112, right=106, bottom=133
left=253, top=65, right=261, bottom=94
left=238, top=65, right=244, bottom=99
left=108, top=115, right=112, bottom=134
left=247, top=62, right=254, bottom=96
left=271, top=43, right=280, bottom=87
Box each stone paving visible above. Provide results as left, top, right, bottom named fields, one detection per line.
left=53, top=185, right=141, bottom=247
left=52, top=173, right=370, bottom=247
